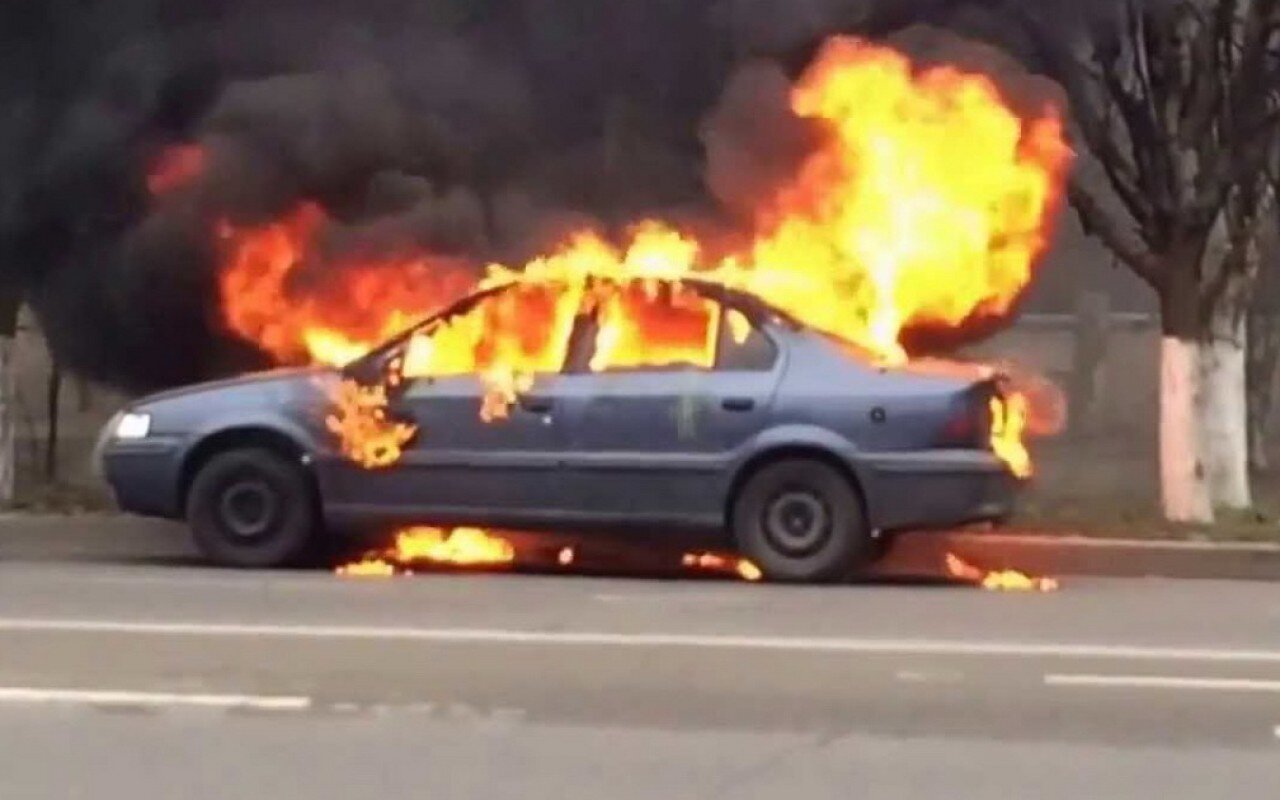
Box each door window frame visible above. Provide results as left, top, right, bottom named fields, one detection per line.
left=562, top=293, right=780, bottom=376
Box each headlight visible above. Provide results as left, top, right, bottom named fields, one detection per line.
left=114, top=412, right=152, bottom=440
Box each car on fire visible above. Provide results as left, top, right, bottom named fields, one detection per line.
left=96, top=277, right=1020, bottom=582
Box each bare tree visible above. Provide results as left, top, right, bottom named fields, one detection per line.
left=1248, top=157, right=1280, bottom=472
left=44, top=359, right=61, bottom=482
left=1012, top=0, right=1280, bottom=522
left=0, top=288, right=18, bottom=505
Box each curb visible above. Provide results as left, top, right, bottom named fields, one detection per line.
left=881, top=530, right=1280, bottom=582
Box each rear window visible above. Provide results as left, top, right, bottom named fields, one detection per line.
left=814, top=329, right=877, bottom=365
left=561, top=283, right=781, bottom=374
left=587, top=281, right=720, bottom=373
left=716, top=308, right=778, bottom=371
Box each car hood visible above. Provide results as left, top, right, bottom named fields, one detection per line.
left=132, top=366, right=335, bottom=408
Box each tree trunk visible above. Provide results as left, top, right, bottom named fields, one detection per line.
left=1159, top=335, right=1213, bottom=523
left=1247, top=309, right=1278, bottom=473
left=0, top=294, right=18, bottom=506
left=1197, top=316, right=1251, bottom=510
left=1159, top=257, right=1215, bottom=524
left=45, top=361, right=61, bottom=482
left=0, top=332, right=13, bottom=505
left=1246, top=234, right=1279, bottom=473
left=1157, top=210, right=1257, bottom=522
left=75, top=375, right=93, bottom=413
left=1197, top=208, right=1256, bottom=512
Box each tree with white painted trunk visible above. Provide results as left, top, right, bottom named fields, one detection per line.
left=1248, top=163, right=1280, bottom=473
left=1010, top=0, right=1280, bottom=523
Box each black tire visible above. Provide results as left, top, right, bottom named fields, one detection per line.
left=731, top=458, right=871, bottom=583
left=186, top=447, right=317, bottom=568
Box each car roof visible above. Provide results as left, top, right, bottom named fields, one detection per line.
left=678, top=278, right=803, bottom=327
left=360, top=273, right=807, bottom=369
left=436, top=274, right=800, bottom=331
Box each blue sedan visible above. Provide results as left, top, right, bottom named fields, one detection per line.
left=97, top=278, right=1017, bottom=582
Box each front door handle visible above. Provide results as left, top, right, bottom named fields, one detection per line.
left=518, top=395, right=554, bottom=414
left=721, top=397, right=755, bottom=412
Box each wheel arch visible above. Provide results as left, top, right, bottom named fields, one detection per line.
left=726, top=445, right=870, bottom=529
left=178, top=426, right=316, bottom=514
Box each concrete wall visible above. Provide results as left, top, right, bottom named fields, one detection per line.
left=967, top=316, right=1163, bottom=446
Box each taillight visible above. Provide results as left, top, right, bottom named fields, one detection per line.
left=937, top=386, right=992, bottom=448
left=939, top=407, right=976, bottom=445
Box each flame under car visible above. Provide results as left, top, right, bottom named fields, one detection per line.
left=97, top=278, right=1019, bottom=583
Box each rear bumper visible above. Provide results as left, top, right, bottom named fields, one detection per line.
left=99, top=438, right=185, bottom=519
left=861, top=450, right=1017, bottom=532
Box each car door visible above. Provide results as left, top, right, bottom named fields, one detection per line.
left=361, top=283, right=580, bottom=523
left=555, top=286, right=784, bottom=526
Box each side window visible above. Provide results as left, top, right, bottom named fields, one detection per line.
left=582, top=281, right=720, bottom=374
left=715, top=307, right=778, bottom=371
left=400, top=282, right=579, bottom=380
left=564, top=283, right=780, bottom=375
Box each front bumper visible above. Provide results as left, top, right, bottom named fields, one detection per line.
left=862, top=449, right=1017, bottom=532
left=98, top=437, right=185, bottom=519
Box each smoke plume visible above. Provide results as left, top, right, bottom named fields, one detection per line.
left=0, top=0, right=1103, bottom=390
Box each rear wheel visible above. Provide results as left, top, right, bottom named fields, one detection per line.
left=731, top=458, right=871, bottom=583
left=187, top=447, right=317, bottom=568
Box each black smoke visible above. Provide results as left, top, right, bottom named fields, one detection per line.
left=0, top=0, right=1115, bottom=391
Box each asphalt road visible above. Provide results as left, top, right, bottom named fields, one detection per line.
left=2, top=519, right=1280, bottom=799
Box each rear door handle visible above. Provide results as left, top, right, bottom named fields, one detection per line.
left=518, top=395, right=554, bottom=414
left=721, top=397, right=755, bottom=412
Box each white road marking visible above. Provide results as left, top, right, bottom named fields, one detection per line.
left=2, top=617, right=1280, bottom=663
left=592, top=592, right=749, bottom=606
left=1045, top=674, right=1280, bottom=693
left=894, top=669, right=964, bottom=684
left=0, top=686, right=311, bottom=711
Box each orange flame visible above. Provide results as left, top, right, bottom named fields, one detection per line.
left=738, top=38, right=1070, bottom=359
left=324, top=379, right=416, bottom=469
left=217, top=203, right=475, bottom=367
left=990, top=392, right=1031, bottom=479
left=335, top=558, right=397, bottom=578
left=682, top=552, right=764, bottom=582
left=945, top=552, right=1059, bottom=592
left=210, top=38, right=1070, bottom=477
left=337, top=526, right=517, bottom=576
left=147, top=144, right=207, bottom=196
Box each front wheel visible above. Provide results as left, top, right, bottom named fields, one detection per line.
left=731, top=458, right=871, bottom=583
left=187, top=447, right=317, bottom=568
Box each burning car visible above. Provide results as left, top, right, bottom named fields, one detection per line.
left=97, top=274, right=1023, bottom=582
left=97, top=37, right=1071, bottom=582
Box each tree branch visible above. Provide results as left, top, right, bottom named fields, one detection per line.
left=1181, top=0, right=1230, bottom=151
left=1099, top=62, right=1164, bottom=222
left=1198, top=102, right=1280, bottom=208
left=1068, top=178, right=1163, bottom=288
left=1025, top=14, right=1157, bottom=228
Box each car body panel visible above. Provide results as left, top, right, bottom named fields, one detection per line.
left=547, top=345, right=785, bottom=523
left=323, top=373, right=570, bottom=517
